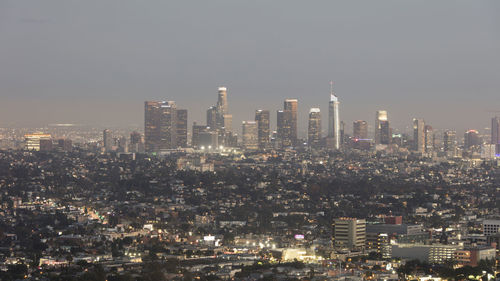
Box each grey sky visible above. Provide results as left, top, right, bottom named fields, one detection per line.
left=1, top=1, right=499, bottom=137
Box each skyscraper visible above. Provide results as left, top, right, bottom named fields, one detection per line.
left=413, top=118, right=425, bottom=153
left=375, top=111, right=390, bottom=145
left=216, top=87, right=228, bottom=130
left=103, top=129, right=113, bottom=152
left=222, top=114, right=233, bottom=132
left=208, top=87, right=233, bottom=147
left=206, top=106, right=217, bottom=129
left=353, top=120, right=368, bottom=139
left=192, top=122, right=208, bottom=148
left=308, top=108, right=321, bottom=147
left=464, top=129, right=481, bottom=150
left=284, top=99, right=298, bottom=145
left=144, top=101, right=177, bottom=152
left=242, top=121, right=258, bottom=150
left=277, top=110, right=293, bottom=147
left=328, top=83, right=340, bottom=149
left=492, top=117, right=500, bottom=154
left=129, top=131, right=142, bottom=153
left=25, top=133, right=52, bottom=151
left=176, top=109, right=188, bottom=148
left=492, top=117, right=500, bottom=144
left=255, top=110, right=270, bottom=149
left=443, top=130, right=456, bottom=154
left=424, top=125, right=434, bottom=153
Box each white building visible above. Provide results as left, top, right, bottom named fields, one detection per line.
left=328, top=82, right=340, bottom=150
left=482, top=220, right=500, bottom=236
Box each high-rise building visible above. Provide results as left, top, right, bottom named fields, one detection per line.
left=117, top=136, right=128, bottom=153
left=242, top=121, right=258, bottom=150
left=284, top=99, right=298, bottom=145
left=443, top=130, right=456, bottom=154
left=103, top=129, right=113, bottom=152
left=176, top=109, right=188, bottom=148
left=206, top=106, right=217, bottom=129
left=255, top=110, right=270, bottom=149
left=216, top=87, right=228, bottom=129
left=144, top=101, right=177, bottom=152
left=223, top=114, right=233, bottom=132
left=353, top=120, right=368, bottom=139
left=129, top=131, right=142, bottom=153
left=192, top=122, right=208, bottom=148
left=413, top=118, right=425, bottom=153
left=424, top=125, right=434, bottom=153
left=308, top=108, right=321, bottom=147
left=464, top=130, right=481, bottom=149
left=333, top=218, right=366, bottom=251
left=492, top=117, right=500, bottom=154
left=375, top=111, right=390, bottom=145
left=277, top=110, right=293, bottom=147
left=24, top=133, right=52, bottom=151
left=328, top=83, right=340, bottom=149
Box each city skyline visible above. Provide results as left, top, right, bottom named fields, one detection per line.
left=1, top=1, right=499, bottom=133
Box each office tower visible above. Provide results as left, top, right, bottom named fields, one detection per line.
left=216, top=87, right=228, bottom=129
left=308, top=108, right=321, bottom=147
left=464, top=130, right=481, bottom=149
left=413, top=118, right=425, bottom=152
left=176, top=109, right=188, bottom=148
left=443, top=130, right=456, bottom=153
left=117, top=136, right=128, bottom=153
left=277, top=110, right=293, bottom=147
left=332, top=218, right=366, bottom=251
left=492, top=117, right=500, bottom=154
left=223, top=114, right=233, bottom=132
left=24, top=133, right=52, bottom=151
left=328, top=83, right=340, bottom=149
left=353, top=120, right=368, bottom=139
left=424, top=125, right=434, bottom=153
left=255, top=110, right=270, bottom=149
left=129, top=131, right=142, bottom=153
left=144, top=101, right=177, bottom=152
left=192, top=122, right=208, bottom=148
left=103, top=129, right=113, bottom=151
left=224, top=132, right=238, bottom=148
left=206, top=106, right=217, bottom=129
left=375, top=110, right=390, bottom=145
left=284, top=99, right=298, bottom=145
left=492, top=117, right=500, bottom=144
left=242, top=121, right=258, bottom=150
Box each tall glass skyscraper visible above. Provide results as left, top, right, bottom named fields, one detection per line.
left=491, top=116, right=500, bottom=154
left=375, top=110, right=390, bottom=145
left=144, top=101, right=178, bottom=152
left=328, top=83, right=340, bottom=150
left=308, top=108, right=321, bottom=147
left=284, top=99, right=298, bottom=145
left=255, top=109, right=270, bottom=149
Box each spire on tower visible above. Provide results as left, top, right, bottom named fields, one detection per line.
left=330, top=81, right=338, bottom=102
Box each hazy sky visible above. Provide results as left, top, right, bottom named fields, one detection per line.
left=1, top=1, right=499, bottom=137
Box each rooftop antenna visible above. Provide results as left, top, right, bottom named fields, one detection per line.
left=330, top=81, right=334, bottom=96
